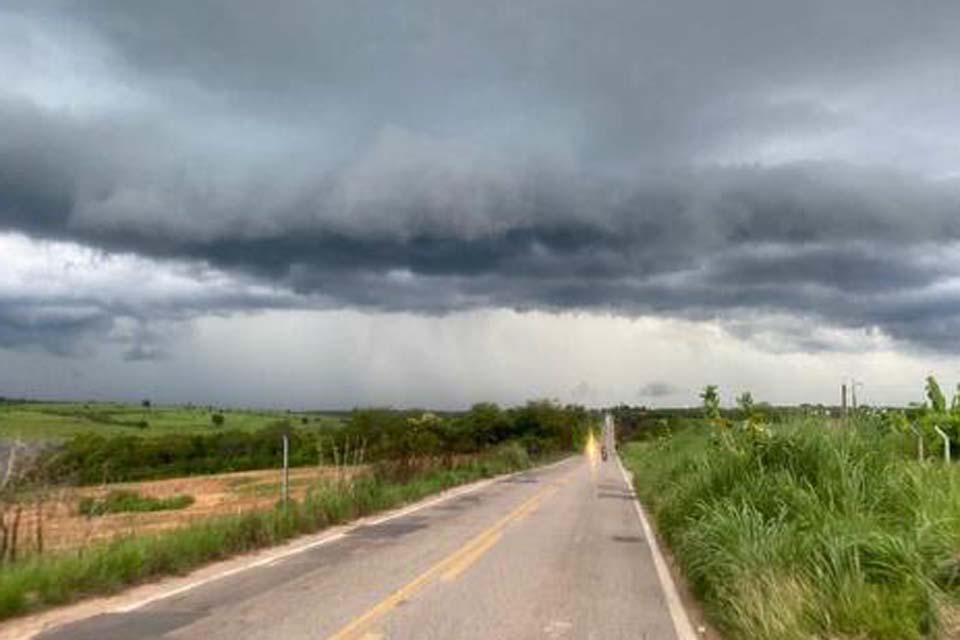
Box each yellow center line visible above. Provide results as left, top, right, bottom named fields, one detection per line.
left=441, top=531, right=502, bottom=582
left=325, top=466, right=579, bottom=640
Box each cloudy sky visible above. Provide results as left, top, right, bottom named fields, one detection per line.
left=2, top=1, right=960, bottom=409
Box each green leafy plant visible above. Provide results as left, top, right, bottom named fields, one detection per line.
left=701, top=385, right=732, bottom=436
left=736, top=391, right=769, bottom=439
left=926, top=375, right=947, bottom=414
left=701, top=385, right=721, bottom=421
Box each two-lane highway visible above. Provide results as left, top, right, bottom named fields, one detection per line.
left=36, top=427, right=691, bottom=639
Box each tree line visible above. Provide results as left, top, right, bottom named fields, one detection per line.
left=32, top=401, right=591, bottom=485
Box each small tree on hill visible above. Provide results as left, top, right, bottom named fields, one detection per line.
left=701, top=385, right=721, bottom=422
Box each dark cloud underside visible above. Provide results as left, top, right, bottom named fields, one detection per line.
left=3, top=1, right=960, bottom=356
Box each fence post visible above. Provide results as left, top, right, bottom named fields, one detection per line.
left=934, top=426, right=950, bottom=463
left=909, top=424, right=924, bottom=462
left=282, top=434, right=290, bottom=506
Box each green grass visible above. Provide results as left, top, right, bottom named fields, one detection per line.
left=0, top=443, right=541, bottom=621
left=228, top=478, right=314, bottom=497
left=77, top=490, right=195, bottom=516
left=0, top=401, right=343, bottom=441
left=623, top=420, right=960, bottom=639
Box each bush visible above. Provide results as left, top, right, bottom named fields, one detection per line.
left=489, top=441, right=531, bottom=470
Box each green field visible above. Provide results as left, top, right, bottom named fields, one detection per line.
left=0, top=402, right=343, bottom=441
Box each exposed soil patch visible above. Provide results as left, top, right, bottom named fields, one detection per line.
left=11, top=466, right=358, bottom=553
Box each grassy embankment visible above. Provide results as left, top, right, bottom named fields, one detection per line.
left=0, top=443, right=541, bottom=622
left=623, top=419, right=960, bottom=639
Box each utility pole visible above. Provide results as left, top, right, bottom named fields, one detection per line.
left=841, top=383, right=848, bottom=417
left=850, top=378, right=863, bottom=410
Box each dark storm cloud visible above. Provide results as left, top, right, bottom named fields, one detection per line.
left=0, top=301, right=113, bottom=356
left=0, top=283, right=299, bottom=359
left=3, top=1, right=960, bottom=354
left=43, top=1, right=960, bottom=159
left=636, top=382, right=679, bottom=399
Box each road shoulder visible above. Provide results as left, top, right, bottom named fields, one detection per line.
left=617, top=455, right=721, bottom=640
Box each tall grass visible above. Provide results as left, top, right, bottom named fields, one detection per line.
left=0, top=443, right=534, bottom=621
left=623, top=420, right=960, bottom=639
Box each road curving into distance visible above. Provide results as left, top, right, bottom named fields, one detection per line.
left=35, top=421, right=693, bottom=640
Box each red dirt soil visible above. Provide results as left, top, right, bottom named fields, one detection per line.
left=7, top=466, right=357, bottom=554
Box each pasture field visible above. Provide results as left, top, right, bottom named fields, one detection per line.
left=0, top=401, right=343, bottom=441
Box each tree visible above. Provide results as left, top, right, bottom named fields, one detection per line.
left=736, top=391, right=754, bottom=415
left=141, top=399, right=151, bottom=409
left=403, top=413, right=442, bottom=458
left=211, top=413, right=225, bottom=427
left=700, top=385, right=721, bottom=421
left=463, top=403, right=511, bottom=448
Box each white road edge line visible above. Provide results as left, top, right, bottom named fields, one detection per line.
left=114, top=456, right=575, bottom=614
left=616, top=454, right=698, bottom=640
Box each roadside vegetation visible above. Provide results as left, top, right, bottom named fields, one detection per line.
left=33, top=400, right=588, bottom=483
left=0, top=444, right=539, bottom=621
left=0, top=399, right=589, bottom=621
left=621, top=377, right=960, bottom=640
left=76, top=490, right=195, bottom=517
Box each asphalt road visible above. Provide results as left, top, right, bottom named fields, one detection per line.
left=37, top=427, right=687, bottom=640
